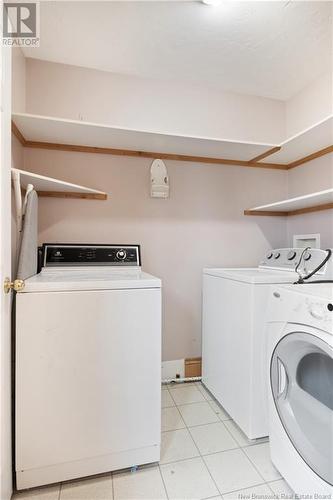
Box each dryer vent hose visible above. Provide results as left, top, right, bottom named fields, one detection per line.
left=294, top=249, right=333, bottom=284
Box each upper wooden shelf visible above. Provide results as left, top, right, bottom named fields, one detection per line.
left=12, top=168, right=107, bottom=200
left=11, top=112, right=285, bottom=169
left=244, top=188, right=333, bottom=217
left=257, top=115, right=333, bottom=167
left=11, top=112, right=333, bottom=170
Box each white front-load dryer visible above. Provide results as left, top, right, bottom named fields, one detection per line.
left=266, top=283, right=333, bottom=496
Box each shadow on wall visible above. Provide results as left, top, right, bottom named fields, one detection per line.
left=249, top=216, right=288, bottom=250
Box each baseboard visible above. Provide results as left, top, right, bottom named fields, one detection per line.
left=162, top=357, right=202, bottom=380
left=161, top=359, right=185, bottom=379
left=185, top=357, right=202, bottom=377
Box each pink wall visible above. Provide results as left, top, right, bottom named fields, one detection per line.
left=287, top=155, right=333, bottom=248
left=284, top=71, right=333, bottom=248
left=23, top=148, right=287, bottom=360
left=285, top=71, right=333, bottom=137
left=24, top=59, right=286, bottom=144
left=12, top=135, right=24, bottom=171
left=13, top=58, right=332, bottom=360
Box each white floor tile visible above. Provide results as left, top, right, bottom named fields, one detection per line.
left=189, top=422, right=238, bottom=455
left=223, top=420, right=252, bottom=447
left=60, top=476, right=113, bottom=499
left=169, top=382, right=198, bottom=389
left=204, top=448, right=263, bottom=494
left=161, top=390, right=175, bottom=408
left=243, top=443, right=281, bottom=482
left=208, top=400, right=231, bottom=422
left=196, top=384, right=213, bottom=401
left=160, top=428, right=200, bottom=464
left=13, top=485, right=60, bottom=500
left=113, top=466, right=167, bottom=500
left=169, top=386, right=205, bottom=405
left=160, top=457, right=219, bottom=500
left=178, top=402, right=219, bottom=427
left=161, top=407, right=186, bottom=431
left=223, top=483, right=272, bottom=499
left=268, top=478, right=295, bottom=497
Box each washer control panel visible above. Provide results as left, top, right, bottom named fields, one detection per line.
left=43, top=244, right=141, bottom=267
left=260, top=248, right=331, bottom=276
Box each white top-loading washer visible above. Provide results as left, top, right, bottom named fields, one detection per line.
left=15, top=244, right=162, bottom=490
left=202, top=248, right=332, bottom=440
left=266, top=283, right=333, bottom=496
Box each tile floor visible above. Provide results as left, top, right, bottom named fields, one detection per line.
left=13, top=382, right=295, bottom=500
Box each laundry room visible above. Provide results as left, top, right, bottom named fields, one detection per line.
left=1, top=2, right=332, bottom=500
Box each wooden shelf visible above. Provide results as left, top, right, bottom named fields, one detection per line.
left=11, top=113, right=287, bottom=170
left=12, top=168, right=107, bottom=200
left=11, top=112, right=333, bottom=169
left=258, top=115, right=333, bottom=168
left=244, top=189, right=333, bottom=217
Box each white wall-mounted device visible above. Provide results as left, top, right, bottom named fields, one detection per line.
left=150, top=159, right=169, bottom=199
left=293, top=234, right=321, bottom=249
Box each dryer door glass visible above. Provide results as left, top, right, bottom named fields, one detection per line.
left=270, top=332, right=333, bottom=486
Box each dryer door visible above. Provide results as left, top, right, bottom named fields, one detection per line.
left=271, top=331, right=333, bottom=486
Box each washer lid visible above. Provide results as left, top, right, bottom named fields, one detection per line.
left=203, top=267, right=298, bottom=284
left=21, top=268, right=161, bottom=292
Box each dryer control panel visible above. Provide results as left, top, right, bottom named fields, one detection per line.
left=42, top=244, right=141, bottom=267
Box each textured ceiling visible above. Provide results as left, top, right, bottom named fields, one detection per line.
left=23, top=1, right=332, bottom=100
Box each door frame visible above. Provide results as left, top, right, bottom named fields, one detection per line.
left=0, top=16, right=13, bottom=500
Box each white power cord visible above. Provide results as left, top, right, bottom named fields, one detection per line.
left=162, top=376, right=202, bottom=385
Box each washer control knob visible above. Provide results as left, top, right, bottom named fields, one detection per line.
left=287, top=250, right=297, bottom=261
left=266, top=252, right=273, bottom=260
left=274, top=252, right=281, bottom=259
left=116, top=249, right=127, bottom=261
left=303, top=250, right=312, bottom=261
